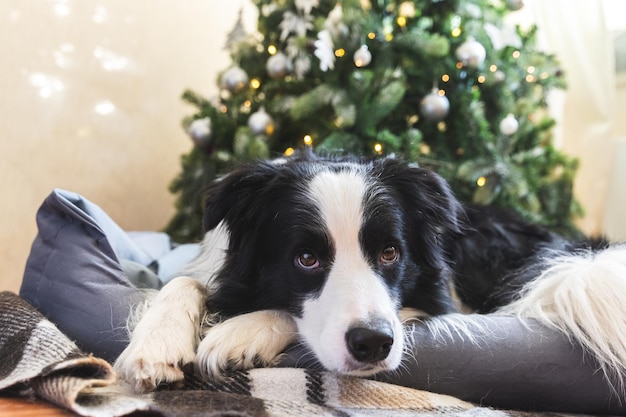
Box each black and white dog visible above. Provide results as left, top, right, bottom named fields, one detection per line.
left=115, top=154, right=626, bottom=393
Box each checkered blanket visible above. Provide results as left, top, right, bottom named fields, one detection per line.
left=0, top=291, right=582, bottom=417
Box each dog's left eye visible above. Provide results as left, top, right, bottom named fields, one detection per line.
left=295, top=250, right=320, bottom=270
left=380, top=246, right=399, bottom=264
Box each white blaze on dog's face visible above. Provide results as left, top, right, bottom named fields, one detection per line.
left=295, top=168, right=404, bottom=375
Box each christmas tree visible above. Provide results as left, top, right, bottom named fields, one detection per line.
left=165, top=0, right=580, bottom=243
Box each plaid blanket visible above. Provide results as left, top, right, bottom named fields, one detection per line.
left=0, top=291, right=583, bottom=417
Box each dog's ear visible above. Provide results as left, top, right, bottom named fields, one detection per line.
left=376, top=158, right=465, bottom=314
left=202, top=161, right=280, bottom=233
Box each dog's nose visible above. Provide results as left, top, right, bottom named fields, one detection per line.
left=346, top=325, right=394, bottom=363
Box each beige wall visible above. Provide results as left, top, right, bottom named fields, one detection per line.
left=0, top=1, right=256, bottom=292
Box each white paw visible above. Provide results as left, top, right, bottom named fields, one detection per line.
left=195, top=310, right=297, bottom=378
left=114, top=276, right=206, bottom=391
left=115, top=321, right=197, bottom=391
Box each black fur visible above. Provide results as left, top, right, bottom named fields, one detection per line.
left=200, top=153, right=594, bottom=322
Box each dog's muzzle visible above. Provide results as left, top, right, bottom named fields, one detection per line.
left=345, top=320, right=394, bottom=363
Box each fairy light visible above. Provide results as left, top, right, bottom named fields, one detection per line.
left=455, top=62, right=463, bottom=69
left=489, top=64, right=498, bottom=72
left=407, top=114, right=419, bottom=125
left=437, top=89, right=446, bottom=97
left=397, top=16, right=407, bottom=27
left=512, top=50, right=521, bottom=59
left=477, top=75, right=486, bottom=83
left=243, top=100, right=251, bottom=107
left=267, top=45, right=278, bottom=55
left=368, top=32, right=376, bottom=40
left=219, top=104, right=228, bottom=113
left=441, top=74, right=450, bottom=82
left=527, top=66, right=536, bottom=74
left=303, top=134, right=313, bottom=146
left=335, top=48, right=345, bottom=58
left=250, top=78, right=261, bottom=89
left=451, top=27, right=462, bottom=37
left=385, top=33, right=393, bottom=41
left=476, top=176, right=487, bottom=187
left=284, top=147, right=295, bottom=156
left=526, top=74, right=535, bottom=82
left=374, top=143, right=383, bottom=154
left=437, top=121, right=447, bottom=132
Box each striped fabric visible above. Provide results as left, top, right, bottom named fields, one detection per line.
left=0, top=291, right=576, bottom=417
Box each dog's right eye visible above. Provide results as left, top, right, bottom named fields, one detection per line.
left=295, top=251, right=320, bottom=270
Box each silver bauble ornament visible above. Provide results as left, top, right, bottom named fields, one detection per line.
left=455, top=37, right=487, bottom=69
left=499, top=113, right=519, bottom=135
left=220, top=66, right=249, bottom=93
left=187, top=117, right=213, bottom=150
left=266, top=52, right=291, bottom=79
left=420, top=89, right=450, bottom=122
left=353, top=45, right=372, bottom=67
left=248, top=108, right=275, bottom=136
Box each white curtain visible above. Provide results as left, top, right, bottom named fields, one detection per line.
left=518, top=1, right=619, bottom=237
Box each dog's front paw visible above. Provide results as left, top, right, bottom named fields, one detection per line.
left=115, top=328, right=197, bottom=392
left=195, top=310, right=297, bottom=378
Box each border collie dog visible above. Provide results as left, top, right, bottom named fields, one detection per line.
left=115, top=154, right=626, bottom=393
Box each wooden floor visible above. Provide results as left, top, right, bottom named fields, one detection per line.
left=0, top=396, right=76, bottom=417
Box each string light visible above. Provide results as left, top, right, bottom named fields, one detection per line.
left=441, top=74, right=450, bottom=82
left=267, top=45, right=277, bottom=55
left=477, top=75, right=486, bottom=83
left=303, top=134, right=313, bottom=146
left=334, top=48, right=345, bottom=57
left=219, top=105, right=228, bottom=113
left=489, top=64, right=498, bottom=72
left=374, top=143, right=383, bottom=154
left=243, top=100, right=251, bottom=108
left=437, top=89, right=446, bottom=96
left=451, top=27, right=462, bottom=37
left=385, top=33, right=393, bottom=41
left=527, top=66, right=536, bottom=74
left=476, top=176, right=487, bottom=187
left=512, top=50, right=521, bottom=59
left=367, top=32, right=376, bottom=40
left=455, top=62, right=463, bottom=69
left=437, top=121, right=447, bottom=132
left=397, top=16, right=407, bottom=27
left=407, top=114, right=419, bottom=125
left=250, top=78, right=261, bottom=89
left=284, top=147, right=295, bottom=156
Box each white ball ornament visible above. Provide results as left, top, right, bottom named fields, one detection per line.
left=248, top=108, right=275, bottom=136
left=353, top=45, right=372, bottom=68
left=220, top=66, right=249, bottom=93
left=187, top=117, right=212, bottom=150
left=455, top=37, right=487, bottom=69
left=420, top=89, right=450, bottom=122
left=499, top=113, right=519, bottom=135
left=266, top=52, right=291, bottom=79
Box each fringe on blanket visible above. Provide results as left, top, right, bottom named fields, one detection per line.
left=0, top=291, right=579, bottom=417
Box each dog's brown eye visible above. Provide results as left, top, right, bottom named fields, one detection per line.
left=380, top=246, right=399, bottom=264
left=296, top=251, right=320, bottom=269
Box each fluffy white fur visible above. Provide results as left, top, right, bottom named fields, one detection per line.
left=114, top=276, right=207, bottom=391
left=196, top=310, right=297, bottom=377
left=497, top=244, right=626, bottom=393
